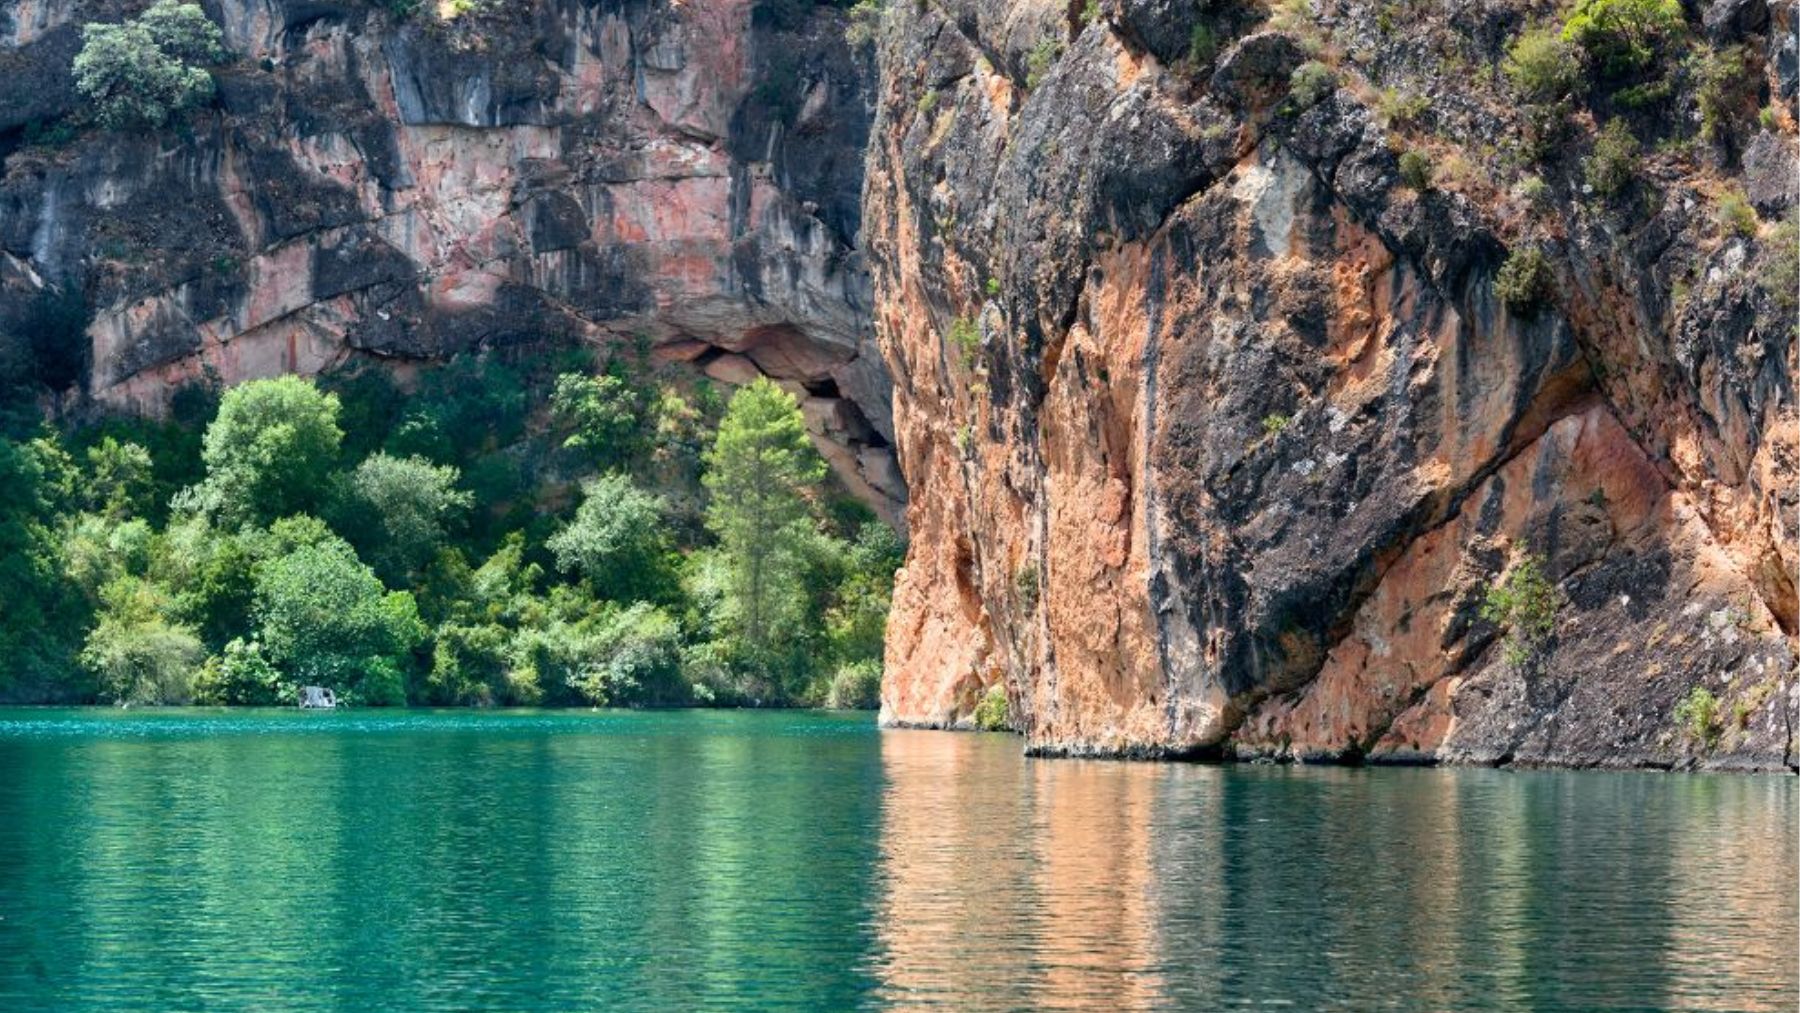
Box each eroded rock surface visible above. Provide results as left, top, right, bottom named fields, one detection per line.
left=0, top=0, right=902, bottom=522
left=869, top=0, right=1797, bottom=769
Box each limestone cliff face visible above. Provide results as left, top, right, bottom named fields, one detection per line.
left=0, top=0, right=903, bottom=520
left=870, top=0, right=1798, bottom=769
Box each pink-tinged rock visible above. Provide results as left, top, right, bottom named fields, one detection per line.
left=742, top=324, right=854, bottom=380
left=651, top=339, right=712, bottom=363
left=703, top=353, right=762, bottom=386
left=801, top=396, right=849, bottom=434
left=858, top=447, right=906, bottom=502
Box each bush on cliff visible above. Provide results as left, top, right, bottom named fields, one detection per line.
left=1398, top=150, right=1433, bottom=191
left=1584, top=120, right=1640, bottom=198
left=973, top=685, right=1009, bottom=731
left=1505, top=29, right=1581, bottom=103
left=1560, top=0, right=1686, bottom=82
left=1673, top=686, right=1721, bottom=749
left=1481, top=554, right=1560, bottom=668
left=74, top=0, right=225, bottom=129
left=1495, top=247, right=1555, bottom=316
left=1689, top=45, right=1758, bottom=144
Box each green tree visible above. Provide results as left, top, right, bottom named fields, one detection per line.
left=193, top=637, right=287, bottom=705
left=186, top=376, right=343, bottom=527
left=702, top=378, right=826, bottom=670
left=83, top=437, right=155, bottom=520
left=547, top=473, right=675, bottom=602
left=335, top=453, right=471, bottom=586
left=253, top=534, right=424, bottom=703
left=80, top=576, right=204, bottom=705
left=1560, top=0, right=1685, bottom=81
left=826, top=522, right=903, bottom=668
left=73, top=0, right=225, bottom=129
left=0, top=437, right=87, bottom=695
left=550, top=372, right=641, bottom=468
left=159, top=515, right=257, bottom=651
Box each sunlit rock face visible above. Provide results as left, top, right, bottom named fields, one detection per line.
left=0, top=0, right=902, bottom=522
left=868, top=0, right=1797, bottom=768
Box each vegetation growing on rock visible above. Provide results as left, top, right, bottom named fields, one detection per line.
left=1673, top=686, right=1721, bottom=749
left=1481, top=554, right=1560, bottom=669
left=1584, top=120, right=1640, bottom=198
left=1495, top=248, right=1555, bottom=316
left=973, top=685, right=1009, bottom=731
left=73, top=0, right=224, bottom=129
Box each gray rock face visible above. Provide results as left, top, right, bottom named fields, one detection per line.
left=0, top=0, right=903, bottom=522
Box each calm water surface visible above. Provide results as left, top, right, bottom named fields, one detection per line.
left=0, top=709, right=1791, bottom=1011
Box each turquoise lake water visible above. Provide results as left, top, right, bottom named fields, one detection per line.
left=0, top=708, right=1791, bottom=1011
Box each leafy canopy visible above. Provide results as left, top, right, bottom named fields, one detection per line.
left=188, top=376, right=343, bottom=528
left=252, top=532, right=423, bottom=703
left=547, top=473, right=674, bottom=603
left=74, top=0, right=225, bottom=129
left=336, top=453, right=471, bottom=586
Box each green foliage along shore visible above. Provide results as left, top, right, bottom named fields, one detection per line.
left=0, top=348, right=900, bottom=709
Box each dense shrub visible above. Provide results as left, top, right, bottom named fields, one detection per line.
left=0, top=343, right=904, bottom=710
left=193, top=638, right=286, bottom=706
left=551, top=372, right=642, bottom=469
left=1398, top=150, right=1433, bottom=190
left=81, top=577, right=204, bottom=705
left=1481, top=554, right=1559, bottom=668
left=1560, top=0, right=1686, bottom=81
left=824, top=660, right=881, bottom=710
left=1584, top=120, right=1640, bottom=198
left=1505, top=29, right=1581, bottom=103
left=973, top=685, right=1009, bottom=731
left=1288, top=60, right=1337, bottom=108
left=1495, top=247, right=1556, bottom=316
left=564, top=603, right=686, bottom=707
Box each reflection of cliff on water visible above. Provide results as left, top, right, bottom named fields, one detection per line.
left=869, top=730, right=1798, bottom=1011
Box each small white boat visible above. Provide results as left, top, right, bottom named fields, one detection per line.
left=297, top=686, right=338, bottom=709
